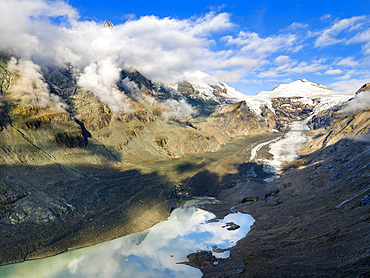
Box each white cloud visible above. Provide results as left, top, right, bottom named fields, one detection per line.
left=208, top=4, right=228, bottom=12
left=289, top=61, right=327, bottom=74
left=161, top=99, right=197, bottom=119
left=314, top=16, right=366, bottom=47
left=289, top=22, right=309, bottom=29
left=258, top=62, right=294, bottom=78
left=349, top=29, right=370, bottom=54
left=330, top=78, right=369, bottom=94
left=224, top=31, right=297, bottom=56
left=257, top=59, right=329, bottom=79
left=336, top=57, right=359, bottom=67
left=0, top=0, right=239, bottom=112
left=0, top=0, right=235, bottom=82
left=0, top=0, right=77, bottom=61
left=7, top=57, right=67, bottom=110
left=60, top=13, right=234, bottom=83
left=0, top=0, right=367, bottom=103
left=77, top=59, right=132, bottom=113
left=192, top=12, right=233, bottom=34
left=363, top=42, right=370, bottom=55
left=217, top=56, right=265, bottom=69
left=343, top=90, right=370, bottom=113
left=275, top=55, right=290, bottom=64
left=351, top=29, right=370, bottom=43
left=213, top=68, right=248, bottom=83
left=336, top=74, right=352, bottom=80
left=120, top=77, right=141, bottom=96
left=325, top=69, right=343, bottom=75
left=320, top=14, right=332, bottom=21
left=258, top=70, right=279, bottom=78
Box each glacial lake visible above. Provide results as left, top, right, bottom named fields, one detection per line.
left=0, top=206, right=254, bottom=278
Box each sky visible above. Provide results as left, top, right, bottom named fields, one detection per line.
left=0, top=0, right=369, bottom=95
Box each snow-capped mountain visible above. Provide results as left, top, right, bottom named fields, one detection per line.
left=241, top=78, right=351, bottom=115
left=120, top=67, right=352, bottom=122
left=162, top=71, right=247, bottom=104
left=256, top=78, right=333, bottom=98
left=167, top=77, right=353, bottom=118
left=188, top=81, right=246, bottom=103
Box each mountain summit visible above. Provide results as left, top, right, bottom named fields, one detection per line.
left=256, top=78, right=335, bottom=98
left=102, top=21, right=114, bottom=29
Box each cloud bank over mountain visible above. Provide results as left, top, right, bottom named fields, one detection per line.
left=0, top=0, right=369, bottom=96
left=7, top=57, right=67, bottom=110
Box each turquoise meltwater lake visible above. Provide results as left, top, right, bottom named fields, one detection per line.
left=0, top=206, right=254, bottom=278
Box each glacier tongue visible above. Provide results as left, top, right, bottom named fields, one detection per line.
left=267, top=119, right=311, bottom=172
left=249, top=118, right=311, bottom=174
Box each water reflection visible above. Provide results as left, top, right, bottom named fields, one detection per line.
left=0, top=207, right=254, bottom=278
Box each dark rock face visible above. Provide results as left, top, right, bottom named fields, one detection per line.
left=272, top=97, right=317, bottom=120
left=258, top=97, right=321, bottom=132
left=260, top=105, right=286, bottom=131
left=54, top=130, right=87, bottom=148
left=13, top=111, right=72, bottom=130
left=177, top=81, right=195, bottom=97
left=0, top=61, right=12, bottom=95
left=186, top=251, right=218, bottom=269
left=213, top=86, right=227, bottom=103
left=307, top=106, right=343, bottom=130
left=75, top=101, right=112, bottom=131
left=223, top=222, right=240, bottom=230
left=102, top=21, right=114, bottom=29
left=356, top=83, right=370, bottom=94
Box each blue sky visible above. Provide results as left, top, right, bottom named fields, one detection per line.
left=0, top=0, right=369, bottom=95
left=68, top=1, right=366, bottom=26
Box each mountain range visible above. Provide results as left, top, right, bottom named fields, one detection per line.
left=0, top=53, right=369, bottom=276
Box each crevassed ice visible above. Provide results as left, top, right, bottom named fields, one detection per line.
left=267, top=119, right=310, bottom=172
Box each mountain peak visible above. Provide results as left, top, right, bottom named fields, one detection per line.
left=299, top=78, right=309, bottom=82
left=257, top=79, right=334, bottom=99
left=102, top=21, right=114, bottom=29
left=355, top=83, right=370, bottom=95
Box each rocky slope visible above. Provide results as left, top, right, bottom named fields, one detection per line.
left=303, top=84, right=370, bottom=155
left=191, top=135, right=370, bottom=277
